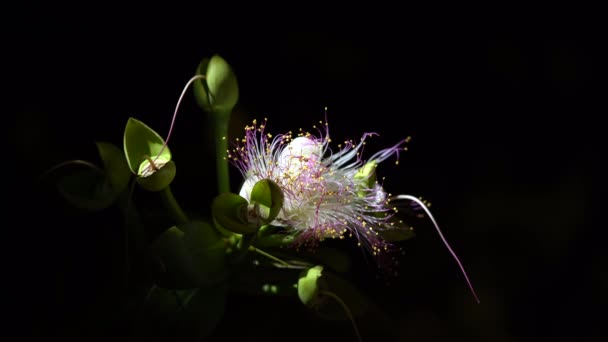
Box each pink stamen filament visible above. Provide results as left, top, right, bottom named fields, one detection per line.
left=154, top=74, right=207, bottom=162
left=393, top=194, right=480, bottom=303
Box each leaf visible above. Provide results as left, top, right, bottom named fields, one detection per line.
left=230, top=260, right=300, bottom=297
left=312, top=247, right=352, bottom=273
left=56, top=168, right=115, bottom=211
left=211, top=193, right=257, bottom=234
left=131, top=284, right=227, bottom=341
left=193, top=55, right=239, bottom=114
left=123, top=117, right=171, bottom=176
left=95, top=141, right=131, bottom=194
left=378, top=226, right=416, bottom=242
left=315, top=271, right=370, bottom=320
left=148, top=221, right=226, bottom=289
left=257, top=224, right=284, bottom=238
left=250, top=179, right=284, bottom=223
left=175, top=284, right=227, bottom=341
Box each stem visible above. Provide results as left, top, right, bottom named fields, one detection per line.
left=214, top=114, right=230, bottom=194
left=230, top=233, right=256, bottom=265
left=118, top=177, right=141, bottom=291
left=238, top=233, right=256, bottom=251
left=160, top=186, right=188, bottom=224
left=248, top=246, right=291, bottom=267
left=319, top=290, right=362, bottom=342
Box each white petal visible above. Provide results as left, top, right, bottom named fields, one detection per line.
left=238, top=177, right=256, bottom=201
left=278, top=137, right=323, bottom=173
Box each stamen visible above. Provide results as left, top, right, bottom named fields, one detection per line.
left=392, top=195, right=480, bottom=303
left=154, top=74, right=207, bottom=162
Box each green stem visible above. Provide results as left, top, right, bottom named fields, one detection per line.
left=214, top=115, right=230, bottom=194
left=319, top=290, right=362, bottom=342
left=230, top=233, right=256, bottom=265
left=248, top=246, right=290, bottom=267
left=238, top=233, right=256, bottom=251
left=160, top=186, right=188, bottom=224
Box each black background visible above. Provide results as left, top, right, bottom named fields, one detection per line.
left=8, top=15, right=606, bottom=341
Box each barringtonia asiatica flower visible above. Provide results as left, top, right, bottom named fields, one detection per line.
left=230, top=116, right=480, bottom=302
left=230, top=117, right=409, bottom=260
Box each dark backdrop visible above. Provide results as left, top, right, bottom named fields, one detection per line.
left=9, top=19, right=606, bottom=341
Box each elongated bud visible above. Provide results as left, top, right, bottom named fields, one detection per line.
left=193, top=55, right=239, bottom=114
left=298, top=265, right=325, bottom=307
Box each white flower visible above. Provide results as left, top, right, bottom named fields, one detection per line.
left=229, top=117, right=480, bottom=302
left=230, top=118, right=408, bottom=259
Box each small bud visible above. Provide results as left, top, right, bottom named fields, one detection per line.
left=353, top=161, right=377, bottom=197
left=298, top=265, right=325, bottom=307
left=193, top=55, right=239, bottom=114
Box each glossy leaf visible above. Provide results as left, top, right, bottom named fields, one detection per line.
left=148, top=221, right=225, bottom=289
left=123, top=117, right=171, bottom=176
left=253, top=233, right=296, bottom=248
left=177, top=284, right=227, bottom=341
left=95, top=141, right=131, bottom=194
left=311, top=247, right=352, bottom=273
left=132, top=284, right=227, bottom=341
left=56, top=168, right=115, bottom=210
left=378, top=226, right=416, bottom=242
left=316, top=271, right=370, bottom=320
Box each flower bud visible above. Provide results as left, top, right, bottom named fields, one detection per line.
left=193, top=55, right=239, bottom=114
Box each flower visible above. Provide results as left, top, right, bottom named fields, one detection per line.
left=229, top=116, right=480, bottom=301
left=229, top=117, right=409, bottom=262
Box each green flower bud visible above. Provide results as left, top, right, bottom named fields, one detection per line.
left=193, top=54, right=239, bottom=114
left=298, top=265, right=325, bottom=307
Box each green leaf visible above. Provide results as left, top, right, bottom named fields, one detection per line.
left=193, top=55, right=239, bottom=114
left=148, top=221, right=226, bottom=289
left=257, top=224, right=283, bottom=238
left=123, top=117, right=171, bottom=176
left=56, top=168, right=115, bottom=210
left=315, top=271, right=370, bottom=320
left=95, top=141, right=131, bottom=194
left=230, top=259, right=300, bottom=297
left=175, top=284, right=227, bottom=341
left=298, top=265, right=324, bottom=306
left=250, top=179, right=284, bottom=223
left=378, top=226, right=416, bottom=241
left=211, top=193, right=257, bottom=234
left=131, top=284, right=227, bottom=341
left=136, top=160, right=176, bottom=192
left=312, top=247, right=352, bottom=273
left=253, top=233, right=296, bottom=248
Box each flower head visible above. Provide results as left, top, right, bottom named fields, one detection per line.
left=229, top=117, right=410, bottom=266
